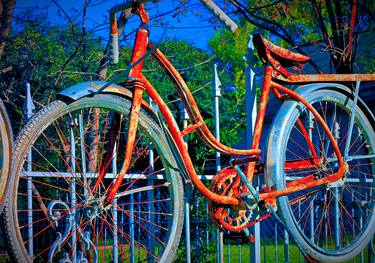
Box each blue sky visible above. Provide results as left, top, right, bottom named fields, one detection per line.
left=14, top=0, right=228, bottom=50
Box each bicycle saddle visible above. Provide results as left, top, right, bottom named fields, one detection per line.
left=253, top=34, right=310, bottom=77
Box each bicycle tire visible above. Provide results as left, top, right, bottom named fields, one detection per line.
left=266, top=88, right=375, bottom=262
left=0, top=100, right=12, bottom=213
left=4, top=94, right=184, bottom=263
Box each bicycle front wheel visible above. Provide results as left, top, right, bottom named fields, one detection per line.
left=266, top=88, right=375, bottom=262
left=5, top=94, right=184, bottom=263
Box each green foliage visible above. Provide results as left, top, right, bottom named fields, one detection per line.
left=0, top=12, right=246, bottom=173
left=0, top=13, right=104, bottom=131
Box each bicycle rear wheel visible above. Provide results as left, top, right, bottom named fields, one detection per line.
left=5, top=94, right=184, bottom=263
left=266, top=88, right=375, bottom=262
left=0, top=100, right=13, bottom=213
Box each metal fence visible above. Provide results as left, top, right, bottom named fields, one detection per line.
left=0, top=36, right=374, bottom=263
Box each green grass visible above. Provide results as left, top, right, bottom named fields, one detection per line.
left=175, top=243, right=373, bottom=262
left=0, top=243, right=372, bottom=262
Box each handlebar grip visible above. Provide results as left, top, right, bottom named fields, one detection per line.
left=200, top=0, right=238, bottom=32
left=110, top=33, right=119, bottom=64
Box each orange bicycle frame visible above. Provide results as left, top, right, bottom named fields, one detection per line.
left=104, top=4, right=375, bottom=206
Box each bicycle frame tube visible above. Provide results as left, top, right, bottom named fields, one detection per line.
left=245, top=66, right=273, bottom=183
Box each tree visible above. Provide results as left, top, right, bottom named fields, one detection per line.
left=213, top=0, right=374, bottom=74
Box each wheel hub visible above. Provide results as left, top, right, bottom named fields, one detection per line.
left=84, top=196, right=112, bottom=221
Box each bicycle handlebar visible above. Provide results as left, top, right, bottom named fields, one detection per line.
left=109, top=0, right=238, bottom=64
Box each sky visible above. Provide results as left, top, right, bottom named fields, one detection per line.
left=14, top=0, right=229, bottom=50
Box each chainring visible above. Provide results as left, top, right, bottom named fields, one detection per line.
left=208, top=167, right=256, bottom=232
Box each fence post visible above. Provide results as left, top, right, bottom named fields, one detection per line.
left=23, top=82, right=35, bottom=257
left=112, top=141, right=119, bottom=263
left=213, top=63, right=224, bottom=263
left=130, top=192, right=135, bottom=263
left=275, top=224, right=278, bottom=262
left=307, top=112, right=315, bottom=244
left=179, top=102, right=192, bottom=263
left=283, top=230, right=289, bottom=263
left=245, top=35, right=261, bottom=263
left=147, top=98, right=156, bottom=263
left=69, top=116, right=77, bottom=262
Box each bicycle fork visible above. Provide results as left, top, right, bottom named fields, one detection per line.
left=96, top=4, right=150, bottom=204
left=106, top=86, right=145, bottom=204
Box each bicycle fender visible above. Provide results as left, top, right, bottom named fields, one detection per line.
left=295, top=83, right=374, bottom=129
left=57, top=81, right=132, bottom=102
left=56, top=81, right=156, bottom=114
left=265, top=82, right=374, bottom=188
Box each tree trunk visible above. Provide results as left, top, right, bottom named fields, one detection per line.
left=312, top=0, right=358, bottom=74
left=0, top=0, right=16, bottom=60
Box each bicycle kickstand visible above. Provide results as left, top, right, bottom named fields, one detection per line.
left=267, top=205, right=318, bottom=263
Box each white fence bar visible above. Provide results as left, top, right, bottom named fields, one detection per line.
left=245, top=35, right=261, bottom=263
left=24, top=82, right=35, bottom=257
left=213, top=63, right=224, bottom=263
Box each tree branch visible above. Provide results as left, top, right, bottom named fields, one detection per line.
left=347, top=0, right=358, bottom=59
left=311, top=0, right=333, bottom=49
left=334, top=0, right=344, bottom=50
left=325, top=0, right=340, bottom=49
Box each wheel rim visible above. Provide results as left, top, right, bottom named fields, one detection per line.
left=13, top=100, right=179, bottom=262
left=281, top=95, right=374, bottom=256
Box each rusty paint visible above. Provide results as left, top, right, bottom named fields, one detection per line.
left=128, top=31, right=149, bottom=78
left=280, top=73, right=375, bottom=83
left=285, top=174, right=316, bottom=188
left=106, top=86, right=145, bottom=204
left=254, top=34, right=310, bottom=63
left=246, top=66, right=273, bottom=183
left=284, top=158, right=321, bottom=170
left=253, top=34, right=310, bottom=77
left=259, top=165, right=346, bottom=202
left=180, top=121, right=204, bottom=137
left=110, top=14, right=117, bottom=35
left=134, top=4, right=149, bottom=24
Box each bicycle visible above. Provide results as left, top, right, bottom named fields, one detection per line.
left=3, top=0, right=374, bottom=262
left=0, top=99, right=13, bottom=214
